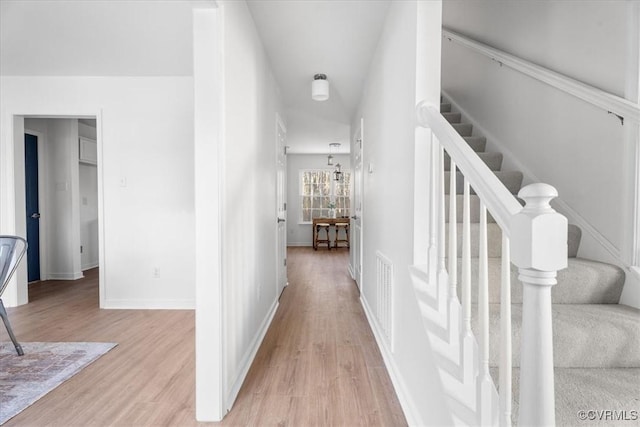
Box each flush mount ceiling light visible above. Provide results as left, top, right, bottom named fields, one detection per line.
left=312, top=74, right=329, bottom=101
left=328, top=142, right=340, bottom=165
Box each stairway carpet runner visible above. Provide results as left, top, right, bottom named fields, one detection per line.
left=434, top=97, right=640, bottom=425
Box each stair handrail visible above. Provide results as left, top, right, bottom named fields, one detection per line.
left=442, top=28, right=640, bottom=125
left=416, top=100, right=568, bottom=426
left=416, top=102, right=522, bottom=234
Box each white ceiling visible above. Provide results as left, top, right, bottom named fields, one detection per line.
left=247, top=0, right=390, bottom=154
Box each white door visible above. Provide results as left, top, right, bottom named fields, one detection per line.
left=350, top=119, right=363, bottom=290
left=276, top=114, right=288, bottom=298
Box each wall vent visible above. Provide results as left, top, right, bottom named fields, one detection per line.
left=375, top=251, right=394, bottom=351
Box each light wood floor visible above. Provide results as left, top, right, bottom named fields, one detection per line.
left=1, top=248, right=406, bottom=426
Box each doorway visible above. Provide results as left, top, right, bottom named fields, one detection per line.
left=18, top=116, right=103, bottom=306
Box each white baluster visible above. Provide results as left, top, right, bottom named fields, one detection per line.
left=448, top=160, right=457, bottom=301
left=500, top=235, right=512, bottom=427
left=447, top=155, right=460, bottom=348
left=434, top=141, right=446, bottom=313
left=478, top=202, right=493, bottom=425
left=461, top=178, right=475, bottom=384
left=429, top=134, right=438, bottom=278
left=438, top=146, right=447, bottom=280
left=512, top=184, right=567, bottom=427
left=462, top=179, right=471, bottom=336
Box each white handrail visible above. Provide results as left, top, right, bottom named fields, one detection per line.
left=417, top=98, right=567, bottom=426
left=416, top=102, right=522, bottom=234
left=443, top=28, right=640, bottom=125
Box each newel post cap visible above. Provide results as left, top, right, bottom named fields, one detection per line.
left=510, top=183, right=568, bottom=273
left=415, top=100, right=438, bottom=128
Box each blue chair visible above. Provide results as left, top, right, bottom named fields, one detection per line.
left=0, top=236, right=27, bottom=356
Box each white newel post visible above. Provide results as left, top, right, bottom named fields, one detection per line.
left=510, top=184, right=567, bottom=427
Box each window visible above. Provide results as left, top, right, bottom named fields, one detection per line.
left=300, top=169, right=351, bottom=222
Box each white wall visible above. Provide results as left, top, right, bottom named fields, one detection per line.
left=78, top=121, right=99, bottom=271
left=2, top=78, right=196, bottom=308
left=1, top=1, right=197, bottom=309
left=218, top=0, right=285, bottom=411
left=286, top=154, right=351, bottom=246
left=442, top=1, right=636, bottom=304
left=353, top=1, right=451, bottom=425
left=48, top=119, right=82, bottom=280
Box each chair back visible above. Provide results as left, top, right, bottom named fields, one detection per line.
left=0, top=236, right=28, bottom=297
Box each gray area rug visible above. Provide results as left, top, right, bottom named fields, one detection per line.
left=0, top=341, right=117, bottom=425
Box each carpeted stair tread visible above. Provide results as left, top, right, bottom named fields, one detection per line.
left=489, top=367, right=640, bottom=426
left=457, top=257, right=625, bottom=304
left=463, top=136, right=486, bottom=152
left=452, top=123, right=473, bottom=136
left=443, top=112, right=462, bottom=124
left=477, top=304, right=640, bottom=368
left=444, top=194, right=526, bottom=224
left=445, top=152, right=502, bottom=171
left=445, top=195, right=497, bottom=223
left=446, top=222, right=504, bottom=258
left=437, top=95, right=637, bottom=422
left=445, top=170, right=523, bottom=195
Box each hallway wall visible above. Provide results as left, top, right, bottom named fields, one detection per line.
left=353, top=1, right=451, bottom=425
left=218, top=0, right=285, bottom=411
left=78, top=121, right=99, bottom=271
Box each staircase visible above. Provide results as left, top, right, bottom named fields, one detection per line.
left=411, top=97, right=640, bottom=426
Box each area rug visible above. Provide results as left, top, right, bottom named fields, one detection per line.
left=0, top=341, right=117, bottom=425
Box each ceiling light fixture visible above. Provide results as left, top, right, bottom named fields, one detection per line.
left=328, top=142, right=340, bottom=165
left=312, top=74, right=329, bottom=101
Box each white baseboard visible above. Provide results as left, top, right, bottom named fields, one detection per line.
left=47, top=271, right=84, bottom=281
left=82, top=262, right=99, bottom=271
left=287, top=242, right=312, bottom=247
left=103, top=299, right=195, bottom=309
left=360, top=296, right=423, bottom=427
left=226, top=299, right=279, bottom=410
left=348, top=264, right=356, bottom=280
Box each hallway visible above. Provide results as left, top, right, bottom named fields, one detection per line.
left=220, top=247, right=407, bottom=425
left=1, top=249, right=406, bottom=426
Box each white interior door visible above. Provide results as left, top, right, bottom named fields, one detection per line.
left=350, top=119, right=363, bottom=290
left=276, top=114, right=288, bottom=298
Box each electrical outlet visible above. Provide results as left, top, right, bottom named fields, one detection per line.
left=152, top=267, right=160, bottom=279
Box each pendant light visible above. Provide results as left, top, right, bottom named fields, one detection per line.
left=334, top=163, right=343, bottom=182
left=328, top=142, right=340, bottom=166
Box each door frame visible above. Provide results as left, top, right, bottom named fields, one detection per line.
left=24, top=129, right=48, bottom=282
left=2, top=113, right=105, bottom=308
left=350, top=118, right=364, bottom=290
left=275, top=112, right=288, bottom=298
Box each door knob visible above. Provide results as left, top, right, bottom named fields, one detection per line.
left=277, top=218, right=286, bottom=223
left=30, top=213, right=41, bottom=219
